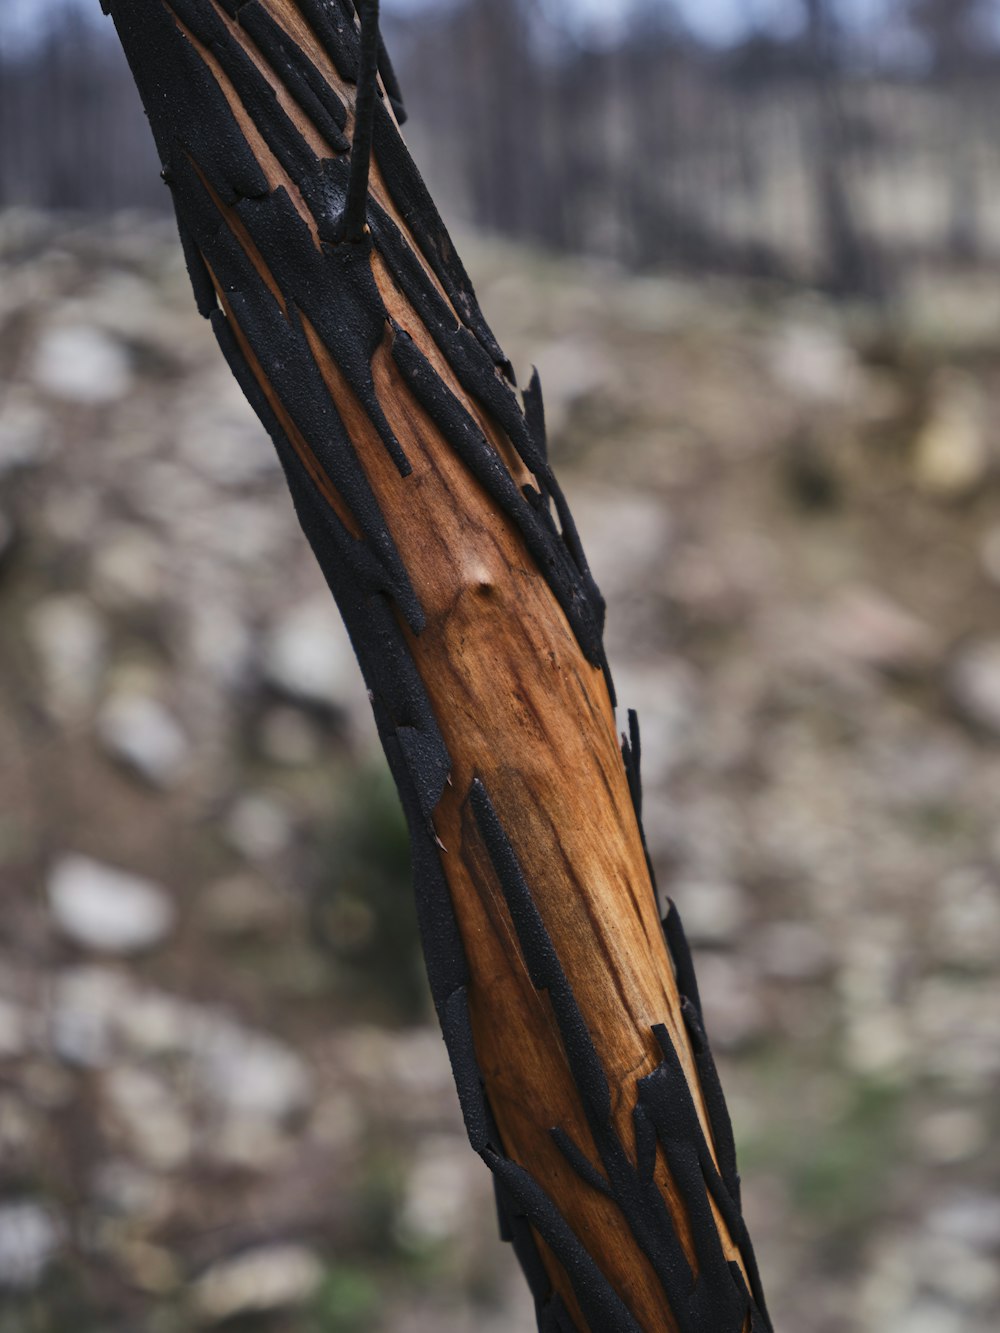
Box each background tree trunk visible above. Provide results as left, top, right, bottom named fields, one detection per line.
left=102, top=3, right=770, bottom=1328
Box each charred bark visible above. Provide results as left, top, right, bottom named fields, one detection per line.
left=101, top=2, right=770, bottom=1328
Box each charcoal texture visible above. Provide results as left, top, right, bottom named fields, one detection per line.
left=103, top=3, right=770, bottom=1328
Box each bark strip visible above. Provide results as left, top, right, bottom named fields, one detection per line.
left=102, top=2, right=771, bottom=1328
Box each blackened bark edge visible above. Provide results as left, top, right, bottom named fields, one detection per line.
left=101, top=2, right=771, bottom=1329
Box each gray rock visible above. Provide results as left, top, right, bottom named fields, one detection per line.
left=90, top=527, right=164, bottom=608
left=948, top=639, right=1000, bottom=736
left=176, top=407, right=277, bottom=487
left=753, top=920, right=833, bottom=981
left=818, top=585, right=934, bottom=674
left=28, top=595, right=107, bottom=723
left=97, top=693, right=189, bottom=788
left=0, top=1201, right=60, bottom=1289
left=50, top=970, right=193, bottom=1067
left=200, top=875, right=289, bottom=939
left=397, top=1135, right=482, bottom=1249
left=0, top=1095, right=38, bottom=1161
left=262, top=595, right=361, bottom=713
left=173, top=364, right=271, bottom=450
left=102, top=1066, right=192, bottom=1170
left=842, top=1007, right=912, bottom=1077
left=881, top=1302, right=967, bottom=1333
left=192, top=1020, right=312, bottom=1121
left=980, top=523, right=1000, bottom=586
left=224, top=793, right=294, bottom=863
left=258, top=706, right=321, bottom=767
left=565, top=481, right=671, bottom=600
left=911, top=976, right=1000, bottom=1089
left=914, top=1108, right=988, bottom=1166
left=382, top=1027, right=456, bottom=1111
left=527, top=337, right=608, bottom=439
left=927, top=1193, right=1000, bottom=1250
left=186, top=600, right=254, bottom=689
left=901, top=269, right=1000, bottom=353
left=0, top=998, right=31, bottom=1059
left=114, top=989, right=194, bottom=1058
left=193, top=1244, right=323, bottom=1323
left=38, top=488, right=103, bottom=547
left=918, top=1237, right=1000, bottom=1318
left=670, top=880, right=748, bottom=947
left=767, top=319, right=859, bottom=403
left=332, top=1025, right=433, bottom=1090
left=687, top=954, right=765, bottom=1049
left=913, top=372, right=988, bottom=499
left=197, top=499, right=288, bottom=567
left=30, top=323, right=132, bottom=405
left=877, top=731, right=968, bottom=809
left=931, top=869, right=1000, bottom=967
left=0, top=396, right=51, bottom=476
left=48, top=856, right=175, bottom=955
left=90, top=1159, right=170, bottom=1222
left=614, top=663, right=701, bottom=789
left=48, top=966, right=130, bottom=1067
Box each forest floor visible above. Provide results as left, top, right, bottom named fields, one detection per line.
left=1, top=211, right=999, bottom=1333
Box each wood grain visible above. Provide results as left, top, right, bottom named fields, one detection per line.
left=105, top=2, right=765, bottom=1326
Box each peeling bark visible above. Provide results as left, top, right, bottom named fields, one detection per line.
left=102, top=3, right=770, bottom=1328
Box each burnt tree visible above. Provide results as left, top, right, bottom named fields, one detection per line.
left=101, top=2, right=770, bottom=1329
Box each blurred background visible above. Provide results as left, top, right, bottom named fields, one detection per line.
left=2, top=1, right=1000, bottom=1331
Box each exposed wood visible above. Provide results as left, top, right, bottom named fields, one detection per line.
left=103, top=2, right=770, bottom=1328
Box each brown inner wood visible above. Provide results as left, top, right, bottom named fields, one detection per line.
left=164, top=3, right=752, bottom=1327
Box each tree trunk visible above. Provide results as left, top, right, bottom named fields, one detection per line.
left=102, top=3, right=770, bottom=1329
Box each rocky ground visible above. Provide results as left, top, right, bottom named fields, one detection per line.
left=0, top=211, right=999, bottom=1333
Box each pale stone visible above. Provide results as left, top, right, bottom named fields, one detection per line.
left=613, top=663, right=701, bottom=789
left=0, top=1201, right=60, bottom=1289
left=913, top=373, right=988, bottom=499
left=115, top=990, right=192, bottom=1057
left=0, top=998, right=31, bottom=1059
left=754, top=921, right=833, bottom=982
left=692, top=954, right=766, bottom=1049
left=200, top=876, right=288, bottom=938
left=948, top=638, right=1000, bottom=737
left=671, top=880, right=749, bottom=946
left=767, top=320, right=859, bottom=403
left=31, top=324, right=132, bottom=405
left=979, top=524, right=1000, bottom=586
left=91, top=1159, right=171, bottom=1223
left=931, top=869, right=1000, bottom=967
left=48, top=966, right=130, bottom=1067
left=225, top=793, right=294, bottom=862
left=258, top=707, right=321, bottom=767
left=193, top=1245, right=323, bottom=1322
left=192, top=1021, right=312, bottom=1121
left=843, top=1008, right=912, bottom=1077
left=914, top=1108, right=988, bottom=1166
left=819, top=585, right=934, bottom=674
left=397, top=1135, right=478, bottom=1248
left=927, top=1193, right=1000, bottom=1250
left=0, top=396, right=50, bottom=475
left=28, top=595, right=107, bottom=722
left=97, top=693, right=190, bottom=788
left=186, top=601, right=253, bottom=689
left=262, top=595, right=360, bottom=713
left=102, top=1067, right=192, bottom=1170
left=48, top=856, right=175, bottom=955
left=90, top=528, right=163, bottom=608
left=527, top=336, right=608, bottom=439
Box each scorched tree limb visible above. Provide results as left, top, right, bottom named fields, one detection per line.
left=101, top=1, right=771, bottom=1329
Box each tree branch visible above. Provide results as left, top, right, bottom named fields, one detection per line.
left=102, top=2, right=770, bottom=1327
